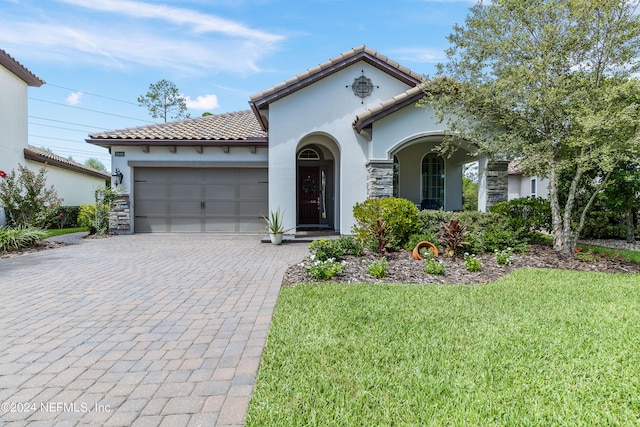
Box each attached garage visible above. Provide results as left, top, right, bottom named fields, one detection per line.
left=134, top=167, right=268, bottom=233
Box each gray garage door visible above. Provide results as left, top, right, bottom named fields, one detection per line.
left=134, top=167, right=268, bottom=233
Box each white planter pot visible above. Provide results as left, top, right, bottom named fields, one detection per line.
left=269, top=233, right=284, bottom=245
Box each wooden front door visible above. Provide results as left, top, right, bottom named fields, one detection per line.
left=298, top=166, right=320, bottom=224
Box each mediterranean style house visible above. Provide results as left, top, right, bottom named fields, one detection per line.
left=0, top=49, right=110, bottom=226
left=88, top=46, right=513, bottom=236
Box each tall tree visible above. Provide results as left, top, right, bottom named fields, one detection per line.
left=84, top=158, right=107, bottom=172
left=137, top=79, right=189, bottom=122
left=422, top=0, right=640, bottom=253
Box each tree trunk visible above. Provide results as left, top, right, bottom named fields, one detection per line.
left=548, top=162, right=570, bottom=253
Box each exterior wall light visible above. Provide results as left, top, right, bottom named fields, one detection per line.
left=112, top=168, right=123, bottom=186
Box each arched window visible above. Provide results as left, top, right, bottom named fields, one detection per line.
left=298, top=148, right=320, bottom=160
left=421, top=154, right=444, bottom=209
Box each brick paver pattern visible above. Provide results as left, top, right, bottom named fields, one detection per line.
left=0, top=234, right=308, bottom=426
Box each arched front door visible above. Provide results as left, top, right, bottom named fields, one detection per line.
left=297, top=146, right=333, bottom=227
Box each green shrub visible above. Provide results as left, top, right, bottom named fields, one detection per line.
left=46, top=206, right=81, bottom=229
left=78, top=205, right=97, bottom=231
left=418, top=209, right=530, bottom=254
left=336, top=235, right=364, bottom=257
left=489, top=197, right=552, bottom=235
left=367, top=258, right=388, bottom=279
left=424, top=259, right=445, bottom=275
left=94, top=186, right=120, bottom=235
left=0, top=164, right=62, bottom=228
left=478, top=227, right=529, bottom=254
left=352, top=198, right=420, bottom=253
left=495, top=248, right=514, bottom=265
left=309, top=236, right=364, bottom=262
left=305, top=257, right=346, bottom=280
left=0, top=226, right=47, bottom=252
left=464, top=253, right=482, bottom=272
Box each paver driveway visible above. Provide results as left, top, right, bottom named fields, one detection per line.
left=0, top=234, right=308, bottom=426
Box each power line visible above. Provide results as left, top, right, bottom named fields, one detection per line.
left=45, top=83, right=139, bottom=106
left=31, top=134, right=98, bottom=144
left=31, top=122, right=97, bottom=133
left=29, top=97, right=156, bottom=123
left=29, top=116, right=107, bottom=130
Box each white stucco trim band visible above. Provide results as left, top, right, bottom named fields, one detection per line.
left=127, top=161, right=268, bottom=168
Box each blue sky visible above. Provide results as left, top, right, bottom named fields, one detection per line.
left=1, top=0, right=476, bottom=170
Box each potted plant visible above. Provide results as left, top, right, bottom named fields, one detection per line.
left=263, top=208, right=294, bottom=245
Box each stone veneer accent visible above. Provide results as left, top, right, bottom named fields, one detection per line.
left=366, top=161, right=394, bottom=198
left=109, top=194, right=131, bottom=232
left=485, top=161, right=509, bottom=208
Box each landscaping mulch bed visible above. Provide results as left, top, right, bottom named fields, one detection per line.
left=282, top=244, right=640, bottom=286
left=0, top=241, right=66, bottom=259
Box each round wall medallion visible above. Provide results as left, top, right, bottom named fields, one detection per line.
left=352, top=75, right=374, bottom=99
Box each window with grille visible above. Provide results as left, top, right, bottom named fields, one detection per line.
left=421, top=154, right=444, bottom=209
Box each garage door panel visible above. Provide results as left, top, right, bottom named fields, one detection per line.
left=170, top=201, right=202, bottom=215
left=134, top=167, right=267, bottom=233
left=170, top=184, right=202, bottom=200
left=205, top=184, right=236, bottom=200
left=136, top=200, right=170, bottom=215
left=136, top=217, right=168, bottom=233
left=170, top=218, right=203, bottom=233
left=238, top=183, right=266, bottom=199
left=204, top=201, right=236, bottom=216
left=136, top=183, right=169, bottom=199
left=239, top=201, right=267, bottom=217
left=204, top=219, right=236, bottom=233
left=238, top=218, right=264, bottom=233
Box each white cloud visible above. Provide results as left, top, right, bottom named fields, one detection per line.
left=66, top=91, right=83, bottom=105
left=0, top=0, right=284, bottom=75
left=185, top=94, right=220, bottom=110
left=58, top=0, right=283, bottom=43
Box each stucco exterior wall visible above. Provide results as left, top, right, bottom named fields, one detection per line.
left=0, top=64, right=29, bottom=225
left=24, top=160, right=107, bottom=206
left=267, top=62, right=413, bottom=234
left=508, top=175, right=550, bottom=200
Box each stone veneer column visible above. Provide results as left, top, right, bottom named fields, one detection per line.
left=366, top=161, right=393, bottom=199
left=485, top=161, right=509, bottom=209
left=109, top=194, right=131, bottom=233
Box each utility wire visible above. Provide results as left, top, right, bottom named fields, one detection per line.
left=29, top=97, right=155, bottom=123
left=29, top=115, right=107, bottom=130
left=45, top=83, right=139, bottom=106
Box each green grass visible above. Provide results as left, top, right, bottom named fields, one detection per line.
left=247, top=269, right=640, bottom=426
left=44, top=227, right=87, bottom=238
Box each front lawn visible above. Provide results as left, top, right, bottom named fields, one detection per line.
left=247, top=269, right=640, bottom=426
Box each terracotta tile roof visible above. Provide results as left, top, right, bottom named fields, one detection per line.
left=353, top=85, right=425, bottom=133
left=0, top=49, right=44, bottom=87
left=87, top=110, right=267, bottom=147
left=249, top=46, right=424, bottom=130
left=23, top=146, right=111, bottom=180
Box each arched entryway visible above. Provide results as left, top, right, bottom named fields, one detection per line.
left=296, top=135, right=339, bottom=229
left=389, top=134, right=477, bottom=211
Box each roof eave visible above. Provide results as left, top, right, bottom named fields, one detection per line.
left=250, top=48, right=423, bottom=110
left=23, top=148, right=110, bottom=180
left=86, top=138, right=269, bottom=148
left=354, top=90, right=426, bottom=133
left=0, top=50, right=45, bottom=87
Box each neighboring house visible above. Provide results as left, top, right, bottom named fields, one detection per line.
left=87, top=46, right=510, bottom=235
left=0, top=49, right=110, bottom=226
left=508, top=161, right=550, bottom=200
